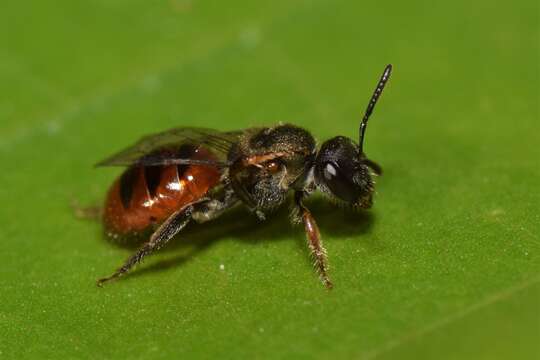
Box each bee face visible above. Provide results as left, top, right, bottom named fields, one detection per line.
left=314, top=136, right=374, bottom=207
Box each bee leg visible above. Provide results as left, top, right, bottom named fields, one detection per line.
left=97, top=199, right=205, bottom=286
left=294, top=192, right=333, bottom=289
left=192, top=189, right=238, bottom=224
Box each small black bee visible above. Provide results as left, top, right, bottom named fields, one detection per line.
left=96, top=64, right=392, bottom=288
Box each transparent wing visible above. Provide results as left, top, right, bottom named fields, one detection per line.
left=96, top=127, right=243, bottom=167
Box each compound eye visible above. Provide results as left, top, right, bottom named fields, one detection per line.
left=320, top=161, right=361, bottom=202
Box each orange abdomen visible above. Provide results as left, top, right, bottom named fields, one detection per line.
left=103, top=145, right=221, bottom=237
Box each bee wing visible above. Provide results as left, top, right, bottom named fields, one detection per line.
left=96, top=127, right=242, bottom=167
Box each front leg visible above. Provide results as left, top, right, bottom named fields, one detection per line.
left=294, top=192, right=333, bottom=289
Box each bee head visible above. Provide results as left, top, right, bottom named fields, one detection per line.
left=314, top=64, right=392, bottom=207
left=314, top=136, right=375, bottom=207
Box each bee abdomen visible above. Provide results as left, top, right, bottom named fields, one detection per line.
left=103, top=146, right=221, bottom=237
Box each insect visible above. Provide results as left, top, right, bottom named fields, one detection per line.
left=96, top=64, right=392, bottom=288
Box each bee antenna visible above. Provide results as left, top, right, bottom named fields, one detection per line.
left=359, top=64, right=392, bottom=154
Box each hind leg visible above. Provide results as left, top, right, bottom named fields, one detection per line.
left=97, top=194, right=237, bottom=286
left=97, top=201, right=199, bottom=286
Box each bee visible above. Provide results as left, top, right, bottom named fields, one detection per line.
left=96, top=64, right=392, bottom=289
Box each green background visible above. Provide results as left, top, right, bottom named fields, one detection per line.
left=1, top=0, right=539, bottom=359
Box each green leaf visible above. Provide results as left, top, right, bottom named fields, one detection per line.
left=1, top=0, right=538, bottom=359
